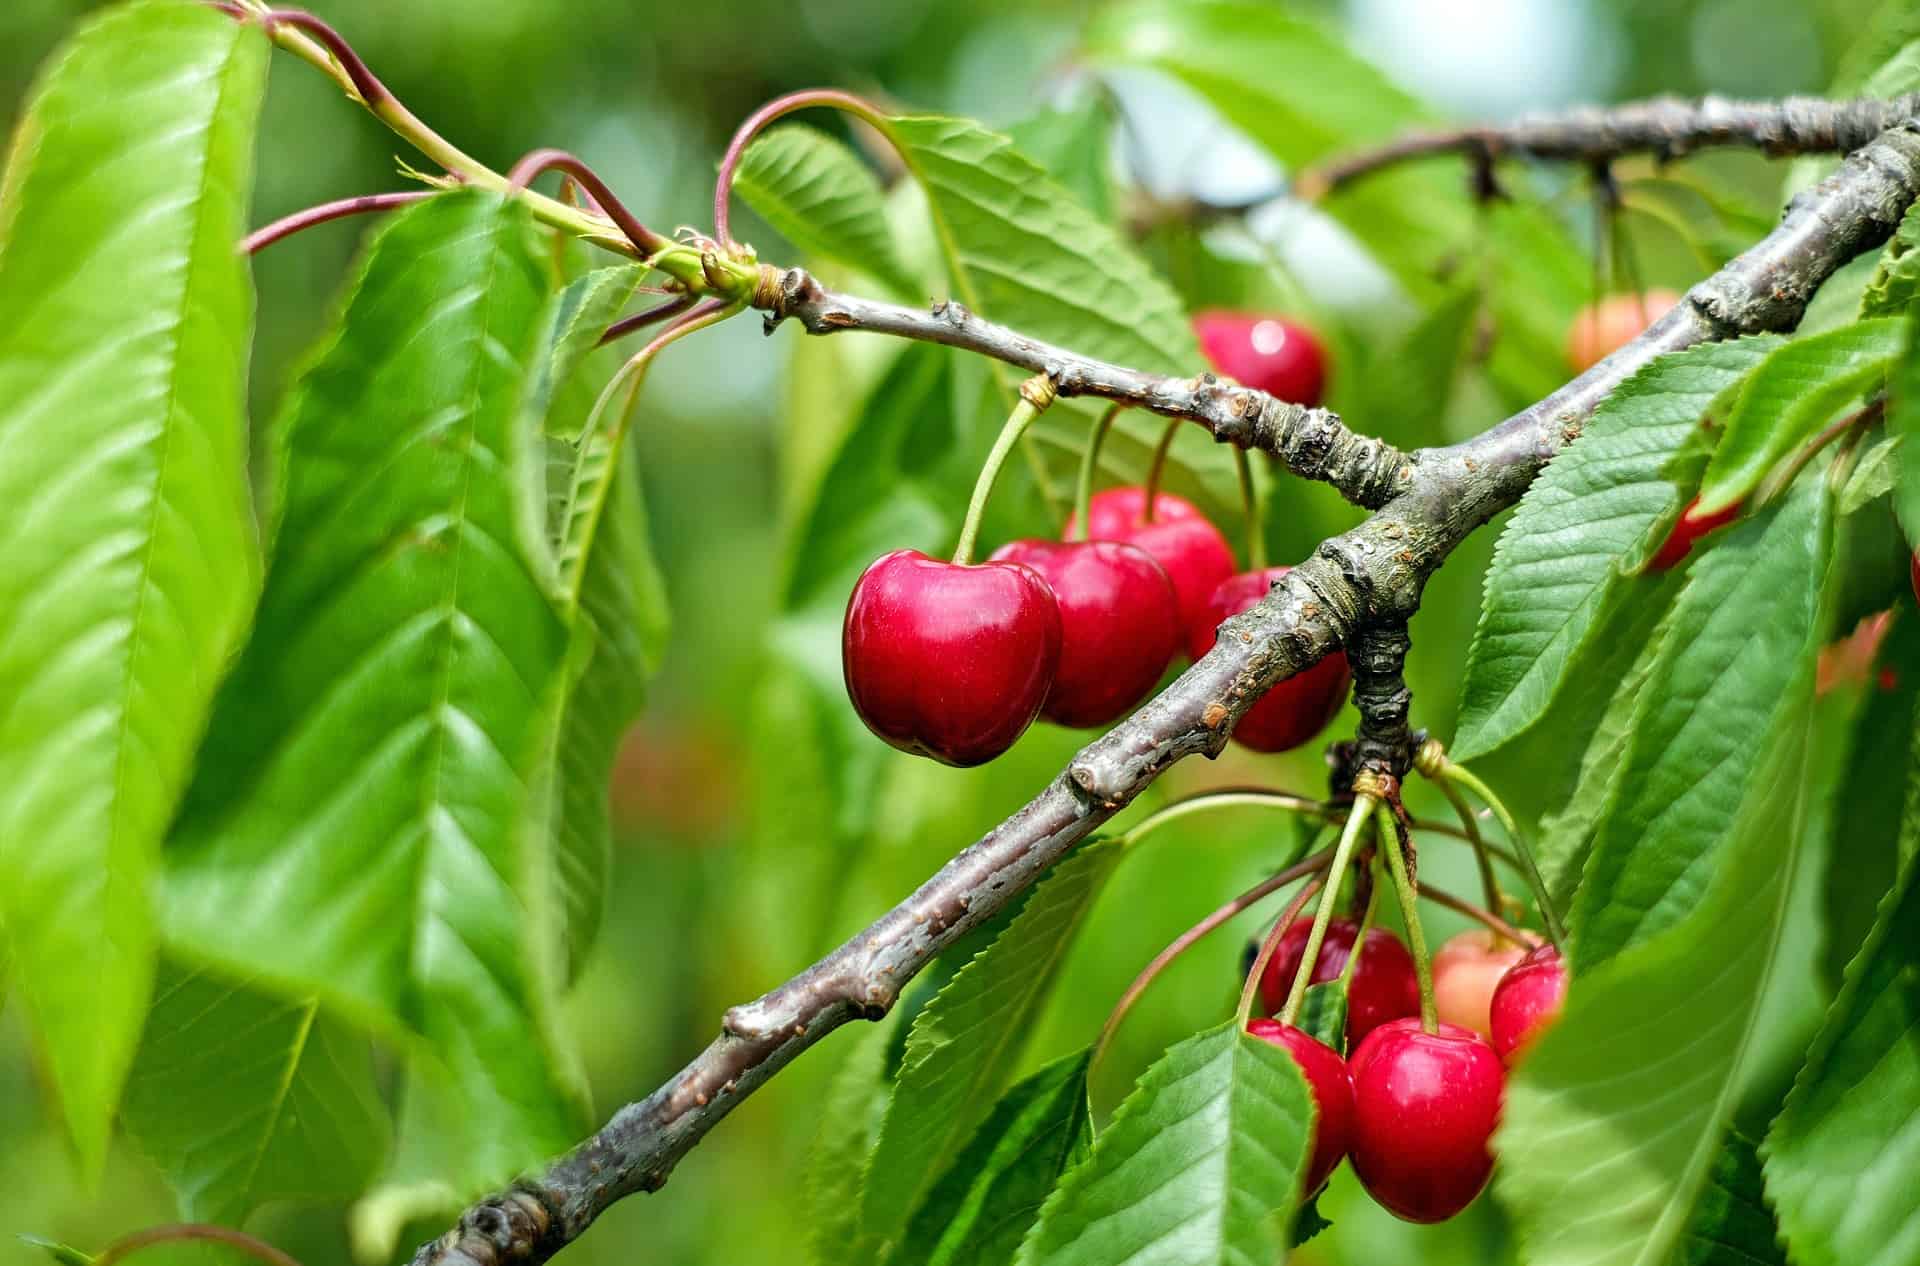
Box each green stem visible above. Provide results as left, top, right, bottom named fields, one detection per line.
left=953, top=378, right=1054, bottom=565
left=1441, top=761, right=1567, bottom=945
left=1119, top=789, right=1328, bottom=848
left=1376, top=799, right=1436, bottom=1032
left=1335, top=868, right=1380, bottom=998
left=1141, top=418, right=1182, bottom=524
left=1075, top=404, right=1125, bottom=541
left=1234, top=446, right=1268, bottom=569
left=1435, top=774, right=1506, bottom=935
left=1237, top=877, right=1326, bottom=1029
left=1274, top=795, right=1376, bottom=1027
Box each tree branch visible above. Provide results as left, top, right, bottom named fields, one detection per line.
left=411, top=121, right=1920, bottom=1266
left=1298, top=92, right=1920, bottom=198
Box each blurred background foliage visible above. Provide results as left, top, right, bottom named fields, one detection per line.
left=0, top=0, right=1899, bottom=1262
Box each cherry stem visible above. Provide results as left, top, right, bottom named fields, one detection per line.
left=1275, top=794, right=1376, bottom=1027
left=1119, top=788, right=1327, bottom=845
left=1434, top=773, right=1506, bottom=933
left=1094, top=845, right=1335, bottom=1068
left=1141, top=418, right=1182, bottom=524
left=241, top=190, right=433, bottom=253
left=1754, top=398, right=1882, bottom=507
left=1075, top=404, right=1125, bottom=542
left=1331, top=870, right=1381, bottom=1021
left=1421, top=883, right=1543, bottom=947
left=1234, top=446, right=1268, bottom=570
left=952, top=376, right=1056, bottom=565
left=92, top=1225, right=303, bottom=1266
left=1237, top=876, right=1327, bottom=1029
left=714, top=89, right=893, bottom=250
left=1376, top=798, right=1437, bottom=1032
left=505, top=148, right=669, bottom=255
left=599, top=295, right=697, bottom=346
left=1437, top=760, right=1566, bottom=945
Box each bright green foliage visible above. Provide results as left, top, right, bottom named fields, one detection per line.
left=808, top=1018, right=902, bottom=1266
left=162, top=193, right=588, bottom=1187
left=0, top=0, right=267, bottom=1172
left=1678, top=1131, right=1787, bottom=1266
left=121, top=963, right=388, bottom=1223
left=1762, top=849, right=1920, bottom=1266
left=1889, top=307, right=1920, bottom=543
left=1006, top=99, right=1117, bottom=224
left=1016, top=1022, right=1314, bottom=1266
left=734, top=124, right=919, bottom=296
left=1858, top=201, right=1920, bottom=317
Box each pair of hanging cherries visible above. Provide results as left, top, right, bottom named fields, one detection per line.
left=842, top=312, right=1344, bottom=765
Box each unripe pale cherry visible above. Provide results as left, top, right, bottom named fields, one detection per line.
left=1648, top=495, right=1741, bottom=571
left=1192, top=309, right=1329, bottom=407
left=1245, top=1018, right=1354, bottom=1194
left=1432, top=929, right=1530, bottom=1039
left=1066, top=486, right=1237, bottom=634
left=1348, top=1018, right=1505, bottom=1223
left=1189, top=567, right=1352, bottom=752
left=1258, top=917, right=1420, bottom=1046
left=987, top=539, right=1180, bottom=727
left=1566, top=288, right=1683, bottom=372
left=841, top=549, right=1061, bottom=767
left=1489, top=942, right=1569, bottom=1063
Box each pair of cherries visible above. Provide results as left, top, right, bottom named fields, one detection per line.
left=1246, top=918, right=1567, bottom=1222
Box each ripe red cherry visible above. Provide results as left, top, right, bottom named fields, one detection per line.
left=842, top=549, right=1061, bottom=767
left=1566, top=288, right=1682, bottom=372
left=1190, top=567, right=1352, bottom=751
left=1066, top=486, right=1237, bottom=634
left=1246, top=1018, right=1354, bottom=1194
left=1489, top=942, right=1569, bottom=1064
left=987, top=539, right=1180, bottom=727
left=1258, top=918, right=1420, bottom=1046
left=1192, top=310, right=1328, bottom=406
left=1432, top=930, right=1530, bottom=1039
left=1648, top=495, right=1741, bottom=571
left=1348, top=1019, right=1505, bottom=1223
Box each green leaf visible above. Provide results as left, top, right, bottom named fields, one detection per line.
left=162, top=192, right=586, bottom=1186
left=1572, top=473, right=1834, bottom=968
left=1290, top=1193, right=1332, bottom=1248
left=1006, top=98, right=1116, bottom=225
left=1762, top=846, right=1920, bottom=1266
left=1455, top=337, right=1783, bottom=760
left=806, top=1016, right=899, bottom=1266
left=1016, top=1023, right=1313, bottom=1266
left=890, top=1051, right=1093, bottom=1266
left=18, top=1237, right=91, bottom=1266
left=860, top=841, right=1121, bottom=1257
left=1859, top=201, right=1920, bottom=318
left=1347, top=284, right=1479, bottom=443
left=1697, top=320, right=1900, bottom=515
left=0, top=0, right=268, bottom=1171
left=1840, top=433, right=1902, bottom=513
left=1679, top=1130, right=1787, bottom=1266
left=733, top=123, right=917, bottom=297
left=1295, top=980, right=1349, bottom=1055
left=1888, top=308, right=1920, bottom=543
left=121, top=963, right=388, bottom=1222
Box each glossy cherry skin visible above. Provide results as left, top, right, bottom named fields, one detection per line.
left=1066, top=487, right=1237, bottom=634
left=1566, top=288, right=1682, bottom=372
left=1192, top=310, right=1328, bottom=407
left=1648, top=496, right=1741, bottom=571
left=1490, top=943, right=1569, bottom=1064
left=988, top=539, right=1180, bottom=727
left=1258, top=918, right=1420, bottom=1046
left=1190, top=567, right=1352, bottom=751
left=1349, top=1018, right=1506, bottom=1223
left=1246, top=1018, right=1354, bottom=1194
left=1432, top=930, right=1530, bottom=1039
left=842, top=549, right=1061, bottom=767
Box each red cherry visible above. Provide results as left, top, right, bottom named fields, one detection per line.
left=1489, top=942, right=1569, bottom=1064
left=1431, top=930, right=1530, bottom=1039
left=1910, top=552, right=1919, bottom=606
left=1349, top=1018, right=1505, bottom=1223
left=841, top=549, right=1061, bottom=767
left=1648, top=496, right=1741, bottom=571
left=1258, top=918, right=1420, bottom=1046
left=1190, top=568, right=1352, bottom=751
left=1246, top=1018, right=1354, bottom=1194
left=987, top=539, right=1180, bottom=727
left=1192, top=310, right=1329, bottom=407
left=1066, top=487, right=1237, bottom=633
left=1566, top=289, right=1682, bottom=372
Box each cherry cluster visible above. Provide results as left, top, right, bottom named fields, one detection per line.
left=841, top=312, right=1343, bottom=765
left=1249, top=921, right=1568, bottom=1222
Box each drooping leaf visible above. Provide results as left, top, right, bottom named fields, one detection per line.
left=1455, top=337, right=1783, bottom=760
left=1696, top=319, right=1900, bottom=515
left=0, top=0, right=268, bottom=1171
left=1859, top=200, right=1920, bottom=318
left=807, top=1016, right=900, bottom=1266
left=1679, top=1130, right=1787, bottom=1266
left=733, top=123, right=918, bottom=297
left=121, top=963, right=388, bottom=1223
left=1762, top=847, right=1920, bottom=1266
left=162, top=192, right=587, bottom=1186
left=859, top=841, right=1121, bottom=1257
left=1572, top=472, right=1833, bottom=968
left=1016, top=1022, right=1314, bottom=1266
left=890, top=1051, right=1093, bottom=1266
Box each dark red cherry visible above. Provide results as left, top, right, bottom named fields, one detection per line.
left=1348, top=1018, right=1505, bottom=1223
left=1489, top=942, right=1568, bottom=1064
left=1189, top=567, right=1352, bottom=751
left=1258, top=918, right=1420, bottom=1046
left=1193, top=310, right=1328, bottom=407
left=1648, top=496, right=1740, bottom=571
left=842, top=549, right=1060, bottom=766
left=1066, top=486, right=1237, bottom=634
left=988, top=539, right=1180, bottom=727
left=1246, top=1018, right=1354, bottom=1194
left=1910, top=552, right=1919, bottom=606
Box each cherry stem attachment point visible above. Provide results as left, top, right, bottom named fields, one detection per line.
left=599, top=295, right=697, bottom=346
left=1272, top=794, right=1377, bottom=1028
left=505, top=148, right=669, bottom=255
left=713, top=89, right=892, bottom=250
left=1234, top=445, right=1268, bottom=570
left=1430, top=755, right=1566, bottom=946
left=1141, top=418, right=1182, bottom=524
left=92, top=1225, right=303, bottom=1266
left=241, top=190, right=432, bottom=254
left=1376, top=797, right=1437, bottom=1032
left=1075, top=403, right=1125, bottom=542
left=952, top=375, right=1056, bottom=565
